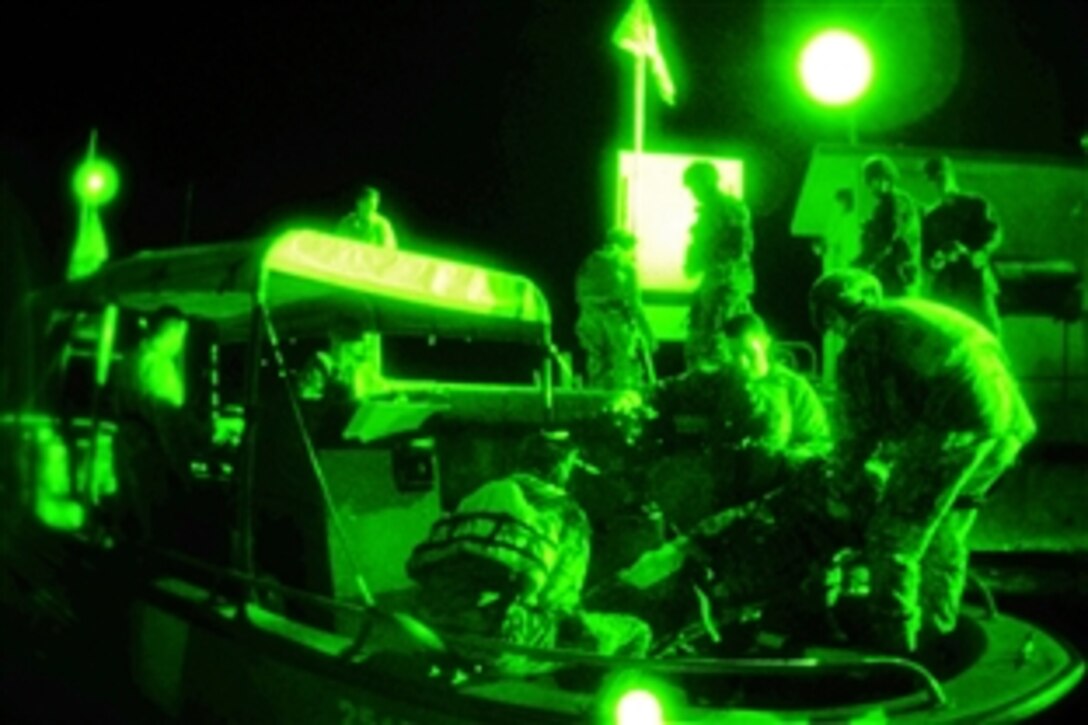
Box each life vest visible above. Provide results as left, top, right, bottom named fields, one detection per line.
left=407, top=475, right=564, bottom=601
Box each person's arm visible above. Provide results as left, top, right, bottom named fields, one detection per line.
left=818, top=213, right=839, bottom=259
left=830, top=339, right=882, bottom=488
left=852, top=215, right=880, bottom=268
left=335, top=213, right=354, bottom=237
left=297, top=352, right=332, bottom=400
left=738, top=202, right=755, bottom=258
left=547, top=506, right=592, bottom=614
left=920, top=211, right=939, bottom=269
left=786, top=372, right=832, bottom=456
left=624, top=264, right=657, bottom=352
left=144, top=389, right=213, bottom=482
left=970, top=198, right=1002, bottom=268
left=633, top=304, right=657, bottom=353
left=889, top=194, right=922, bottom=264
left=380, top=217, right=398, bottom=251
left=683, top=234, right=705, bottom=278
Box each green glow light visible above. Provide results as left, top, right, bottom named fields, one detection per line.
left=799, top=29, right=873, bottom=106
left=615, top=689, right=663, bottom=725
left=72, top=158, right=120, bottom=205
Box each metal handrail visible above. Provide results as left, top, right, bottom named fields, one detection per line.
left=444, top=634, right=947, bottom=709
left=150, top=547, right=365, bottom=615
left=259, top=310, right=376, bottom=608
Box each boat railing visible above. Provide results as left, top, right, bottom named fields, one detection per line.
left=149, top=546, right=948, bottom=710
left=966, top=570, right=999, bottom=620
left=441, top=635, right=948, bottom=709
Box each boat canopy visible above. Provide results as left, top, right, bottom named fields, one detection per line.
left=34, top=229, right=552, bottom=345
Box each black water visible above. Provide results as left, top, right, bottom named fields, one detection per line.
left=973, top=552, right=1088, bottom=722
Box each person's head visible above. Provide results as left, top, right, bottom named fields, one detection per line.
left=515, top=429, right=581, bottom=487
left=833, top=187, right=854, bottom=213
left=604, top=227, right=637, bottom=254
left=355, top=185, right=381, bottom=218
left=862, top=155, right=898, bottom=197
left=809, top=269, right=884, bottom=336
left=682, top=161, right=720, bottom=203
left=329, top=314, right=370, bottom=358
left=722, top=313, right=773, bottom=381
left=144, top=305, right=189, bottom=357
left=922, top=156, right=957, bottom=198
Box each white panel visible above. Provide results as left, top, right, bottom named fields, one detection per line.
left=618, top=151, right=744, bottom=291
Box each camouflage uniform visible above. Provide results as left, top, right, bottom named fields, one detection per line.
left=643, top=364, right=780, bottom=526
left=684, top=192, right=756, bottom=368
left=330, top=209, right=396, bottom=389
left=855, top=190, right=922, bottom=298
left=749, top=363, right=832, bottom=459
left=612, top=456, right=856, bottom=642
left=691, top=461, right=854, bottom=609
left=615, top=364, right=833, bottom=638
left=835, top=299, right=1036, bottom=653
left=335, top=210, right=397, bottom=249
left=922, top=191, right=1002, bottom=335
left=410, top=473, right=650, bottom=675
left=575, top=246, right=652, bottom=390
left=112, top=344, right=204, bottom=546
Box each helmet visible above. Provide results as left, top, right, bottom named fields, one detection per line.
left=809, top=270, right=883, bottom=334
left=682, top=160, right=720, bottom=190
left=515, top=429, right=580, bottom=485
left=922, top=155, right=954, bottom=185
left=605, top=227, right=637, bottom=252
left=862, top=154, right=898, bottom=184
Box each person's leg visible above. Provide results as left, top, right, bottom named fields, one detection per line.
left=916, top=432, right=1021, bottom=642
left=705, top=507, right=818, bottom=606
left=685, top=286, right=712, bottom=370
left=863, top=434, right=996, bottom=653
left=720, top=288, right=753, bottom=321
left=605, top=312, right=641, bottom=390
left=917, top=508, right=975, bottom=641
left=981, top=291, right=1002, bottom=339
left=686, top=284, right=751, bottom=369
left=576, top=311, right=608, bottom=389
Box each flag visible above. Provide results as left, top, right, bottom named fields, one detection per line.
left=612, top=0, right=676, bottom=106
left=67, top=129, right=110, bottom=281
left=68, top=207, right=109, bottom=281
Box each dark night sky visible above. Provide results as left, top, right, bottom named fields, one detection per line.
left=3, top=0, right=1085, bottom=346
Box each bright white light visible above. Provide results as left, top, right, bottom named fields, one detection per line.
left=616, top=150, right=745, bottom=341
left=800, top=29, right=873, bottom=106
left=616, top=689, right=664, bottom=725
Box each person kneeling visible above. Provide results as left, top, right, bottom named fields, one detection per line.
left=407, top=430, right=651, bottom=676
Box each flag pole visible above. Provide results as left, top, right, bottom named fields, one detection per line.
left=630, top=51, right=647, bottom=238
left=86, top=128, right=98, bottom=165
left=69, top=128, right=108, bottom=282
left=78, top=128, right=98, bottom=269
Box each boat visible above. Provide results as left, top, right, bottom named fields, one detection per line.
left=1, top=229, right=1082, bottom=723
